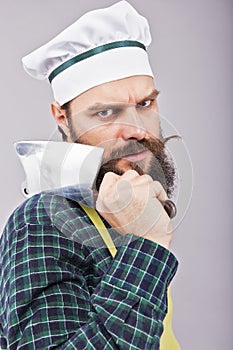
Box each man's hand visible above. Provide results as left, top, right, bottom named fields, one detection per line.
left=96, top=170, right=173, bottom=250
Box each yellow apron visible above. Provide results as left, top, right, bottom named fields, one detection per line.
left=80, top=204, right=180, bottom=350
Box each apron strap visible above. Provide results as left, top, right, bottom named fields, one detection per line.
left=79, top=203, right=117, bottom=257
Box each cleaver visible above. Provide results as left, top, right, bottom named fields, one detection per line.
left=15, top=140, right=176, bottom=218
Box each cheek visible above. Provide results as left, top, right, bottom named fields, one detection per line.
left=154, top=120, right=161, bottom=138
left=69, top=117, right=102, bottom=144
left=75, top=122, right=119, bottom=148
left=143, top=117, right=160, bottom=138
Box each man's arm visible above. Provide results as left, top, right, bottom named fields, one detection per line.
left=0, top=194, right=178, bottom=350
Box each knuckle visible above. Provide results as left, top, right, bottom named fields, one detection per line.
left=153, top=180, right=163, bottom=188
left=122, top=169, right=139, bottom=177
left=103, top=171, right=118, bottom=179
left=100, top=172, right=119, bottom=185
left=142, top=174, right=153, bottom=182
left=154, top=181, right=166, bottom=193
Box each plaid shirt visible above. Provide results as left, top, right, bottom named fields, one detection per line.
left=0, top=192, right=178, bottom=349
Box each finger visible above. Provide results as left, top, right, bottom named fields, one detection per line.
left=116, top=173, right=153, bottom=201
left=116, top=170, right=144, bottom=195
left=150, top=181, right=168, bottom=202
left=96, top=172, right=121, bottom=211
left=120, top=169, right=141, bottom=181
left=133, top=173, right=153, bottom=185
left=99, top=171, right=120, bottom=192
left=121, top=173, right=153, bottom=192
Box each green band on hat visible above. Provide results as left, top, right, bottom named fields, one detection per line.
left=48, top=40, right=146, bottom=83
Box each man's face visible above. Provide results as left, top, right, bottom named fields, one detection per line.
left=53, top=75, right=176, bottom=196
left=66, top=76, right=159, bottom=162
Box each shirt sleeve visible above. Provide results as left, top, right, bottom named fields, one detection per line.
left=0, top=200, right=178, bottom=350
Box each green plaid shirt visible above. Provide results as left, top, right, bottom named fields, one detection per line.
left=0, top=192, right=178, bottom=349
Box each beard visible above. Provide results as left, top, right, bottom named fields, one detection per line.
left=94, top=136, right=178, bottom=198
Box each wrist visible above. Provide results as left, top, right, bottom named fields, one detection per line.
left=143, top=233, right=172, bottom=251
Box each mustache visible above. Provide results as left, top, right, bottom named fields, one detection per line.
left=104, top=135, right=179, bottom=161
left=95, top=134, right=180, bottom=192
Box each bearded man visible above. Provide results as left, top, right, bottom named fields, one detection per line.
left=0, top=2, right=180, bottom=349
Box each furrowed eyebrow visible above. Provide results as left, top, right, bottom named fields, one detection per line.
left=86, top=89, right=160, bottom=112
left=87, top=103, right=124, bottom=112
left=137, top=89, right=160, bottom=104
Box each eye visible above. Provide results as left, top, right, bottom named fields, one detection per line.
left=95, top=107, right=122, bottom=120
left=137, top=100, right=153, bottom=108
left=97, top=109, right=113, bottom=118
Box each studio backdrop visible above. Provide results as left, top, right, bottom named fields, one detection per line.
left=0, top=1, right=232, bottom=349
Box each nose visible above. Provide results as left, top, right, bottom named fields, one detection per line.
left=120, top=108, right=146, bottom=141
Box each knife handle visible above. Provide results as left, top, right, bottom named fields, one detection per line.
left=161, top=200, right=177, bottom=219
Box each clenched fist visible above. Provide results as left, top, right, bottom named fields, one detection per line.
left=96, top=170, right=173, bottom=250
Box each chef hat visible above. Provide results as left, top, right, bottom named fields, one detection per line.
left=22, top=0, right=154, bottom=105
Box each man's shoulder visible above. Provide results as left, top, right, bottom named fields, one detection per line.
left=3, top=192, right=85, bottom=234
left=0, top=192, right=93, bottom=265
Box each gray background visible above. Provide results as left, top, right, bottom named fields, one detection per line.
left=1, top=0, right=232, bottom=349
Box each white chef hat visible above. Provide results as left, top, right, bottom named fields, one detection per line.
left=22, top=0, right=154, bottom=105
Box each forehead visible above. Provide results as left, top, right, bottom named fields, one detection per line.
left=69, top=75, right=156, bottom=113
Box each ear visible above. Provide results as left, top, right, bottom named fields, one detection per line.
left=51, top=102, right=71, bottom=140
